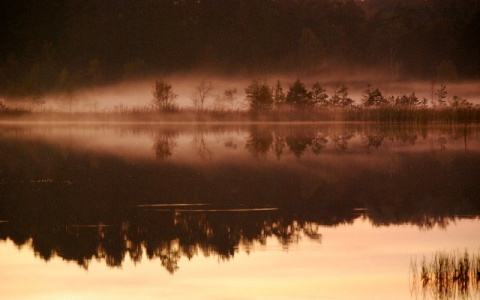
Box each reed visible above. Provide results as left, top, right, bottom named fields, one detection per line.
left=411, top=250, right=480, bottom=299
left=2, top=99, right=480, bottom=124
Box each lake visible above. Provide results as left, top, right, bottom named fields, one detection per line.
left=0, top=122, right=479, bottom=299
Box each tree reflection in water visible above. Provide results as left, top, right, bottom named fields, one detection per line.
left=153, top=130, right=178, bottom=160
left=286, top=131, right=314, bottom=158
left=0, top=208, right=322, bottom=273
left=364, top=135, right=384, bottom=153
left=311, top=134, right=328, bottom=154
left=245, top=127, right=273, bottom=158
left=272, top=134, right=286, bottom=160
left=192, top=131, right=213, bottom=160
left=246, top=127, right=358, bottom=158
left=1, top=123, right=480, bottom=274
left=331, top=133, right=354, bottom=152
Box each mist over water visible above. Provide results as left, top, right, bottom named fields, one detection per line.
left=2, top=1, right=480, bottom=299
left=5, top=73, right=480, bottom=112
left=58, top=77, right=480, bottom=112
left=1, top=123, right=479, bottom=227
left=1, top=122, right=479, bottom=299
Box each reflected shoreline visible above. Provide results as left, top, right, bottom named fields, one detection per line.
left=1, top=123, right=480, bottom=273
left=2, top=211, right=478, bottom=274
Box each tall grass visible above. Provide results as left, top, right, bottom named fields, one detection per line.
left=2, top=99, right=480, bottom=124
left=411, top=250, right=480, bottom=299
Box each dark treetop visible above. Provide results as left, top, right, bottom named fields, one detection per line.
left=1, top=0, right=480, bottom=98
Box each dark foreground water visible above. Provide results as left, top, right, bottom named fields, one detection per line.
left=0, top=122, right=479, bottom=299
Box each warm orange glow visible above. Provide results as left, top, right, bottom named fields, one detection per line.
left=1, top=218, right=479, bottom=299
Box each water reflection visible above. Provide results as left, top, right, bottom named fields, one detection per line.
left=245, top=127, right=273, bottom=158
left=0, top=208, right=320, bottom=273
left=245, top=126, right=358, bottom=158
left=0, top=123, right=479, bottom=273
left=192, top=131, right=213, bottom=160
left=364, top=134, right=384, bottom=153
left=153, top=130, right=177, bottom=160
left=242, top=124, right=474, bottom=158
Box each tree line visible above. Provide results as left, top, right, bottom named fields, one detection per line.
left=151, top=78, right=477, bottom=111
left=1, top=0, right=480, bottom=99
left=2, top=77, right=478, bottom=124
left=150, top=78, right=480, bottom=124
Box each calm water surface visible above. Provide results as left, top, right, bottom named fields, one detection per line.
left=0, top=122, right=479, bottom=299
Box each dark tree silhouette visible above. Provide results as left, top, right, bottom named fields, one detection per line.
left=330, top=85, right=354, bottom=108
left=273, top=80, right=286, bottom=111
left=434, top=84, right=448, bottom=107
left=394, top=92, right=420, bottom=108
left=311, top=82, right=329, bottom=108
left=245, top=80, right=273, bottom=112
left=362, top=84, right=388, bottom=107
left=152, top=80, right=178, bottom=112
left=191, top=80, right=214, bottom=112
left=285, top=79, right=313, bottom=109
left=2, top=0, right=480, bottom=100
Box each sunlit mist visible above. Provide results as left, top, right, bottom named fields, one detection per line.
left=1, top=1, right=480, bottom=299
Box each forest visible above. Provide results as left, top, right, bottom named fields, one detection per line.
left=1, top=0, right=480, bottom=99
